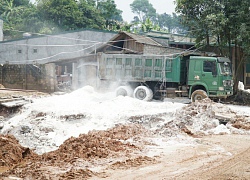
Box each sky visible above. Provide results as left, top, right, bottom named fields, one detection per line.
left=114, top=0, right=176, bottom=22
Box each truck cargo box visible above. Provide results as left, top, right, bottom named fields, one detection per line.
left=97, top=53, right=185, bottom=83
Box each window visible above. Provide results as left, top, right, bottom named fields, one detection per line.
left=106, top=58, right=113, bottom=65
left=145, top=59, right=152, bottom=67
left=155, top=59, right=163, bottom=67
left=18, top=50, right=22, bottom=53
left=203, top=61, right=216, bottom=72
left=135, top=58, right=142, bottom=66
left=116, top=58, right=122, bottom=65
left=166, top=59, right=172, bottom=71
left=125, top=58, right=132, bottom=66
left=155, top=71, right=162, bottom=78
left=144, top=70, right=151, bottom=77
left=33, top=48, right=38, bottom=53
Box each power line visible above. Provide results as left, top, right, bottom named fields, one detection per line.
left=8, top=43, right=99, bottom=64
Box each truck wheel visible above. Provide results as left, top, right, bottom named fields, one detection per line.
left=133, top=86, right=153, bottom=101
left=115, top=86, right=133, bottom=97
left=191, top=90, right=208, bottom=102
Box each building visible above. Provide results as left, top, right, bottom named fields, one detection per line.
left=0, top=29, right=116, bottom=91
left=1, top=24, right=248, bottom=92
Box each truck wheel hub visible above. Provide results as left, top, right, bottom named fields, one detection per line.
left=136, top=89, right=146, bottom=99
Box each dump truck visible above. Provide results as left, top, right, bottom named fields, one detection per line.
left=97, top=52, right=233, bottom=101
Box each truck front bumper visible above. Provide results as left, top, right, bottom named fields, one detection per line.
left=209, top=90, right=233, bottom=99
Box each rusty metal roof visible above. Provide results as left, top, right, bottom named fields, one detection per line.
left=121, top=32, right=162, bottom=46
left=93, top=31, right=163, bottom=54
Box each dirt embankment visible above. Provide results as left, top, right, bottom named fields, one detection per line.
left=0, top=124, right=152, bottom=179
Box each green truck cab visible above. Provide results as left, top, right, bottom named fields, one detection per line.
left=187, top=56, right=233, bottom=101
left=97, top=53, right=233, bottom=101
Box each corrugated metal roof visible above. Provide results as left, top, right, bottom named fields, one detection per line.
left=122, top=32, right=162, bottom=46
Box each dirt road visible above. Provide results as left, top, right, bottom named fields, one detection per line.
left=93, top=135, right=250, bottom=180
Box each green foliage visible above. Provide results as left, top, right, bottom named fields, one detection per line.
left=0, top=0, right=186, bottom=39
left=13, top=0, right=29, bottom=6
left=141, top=18, right=153, bottom=32
left=130, top=0, right=156, bottom=22
left=157, top=12, right=186, bottom=33
left=0, top=0, right=124, bottom=39
left=176, top=0, right=250, bottom=87
left=37, top=0, right=83, bottom=31
left=176, top=0, right=250, bottom=55
left=97, top=0, right=122, bottom=21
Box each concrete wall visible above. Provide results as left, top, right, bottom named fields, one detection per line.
left=146, top=31, right=196, bottom=44
left=0, top=19, right=3, bottom=41
left=0, top=30, right=117, bottom=65
left=0, top=64, right=56, bottom=92
left=143, top=44, right=184, bottom=55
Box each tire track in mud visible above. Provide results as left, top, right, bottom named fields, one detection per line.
left=187, top=147, right=250, bottom=180
left=174, top=135, right=250, bottom=180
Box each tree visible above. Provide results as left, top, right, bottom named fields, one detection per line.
left=77, top=0, right=105, bottom=29
left=0, top=0, right=27, bottom=39
left=176, top=0, right=250, bottom=89
left=19, top=5, right=51, bottom=34
left=157, top=13, right=172, bottom=32
left=0, top=0, right=24, bottom=22
left=130, top=0, right=156, bottom=22
left=141, top=17, right=153, bottom=32
left=37, top=0, right=83, bottom=31
left=13, top=0, right=29, bottom=6
left=96, top=0, right=123, bottom=30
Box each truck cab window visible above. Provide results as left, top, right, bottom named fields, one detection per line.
left=219, top=62, right=232, bottom=75
left=204, top=61, right=217, bottom=75
left=204, top=61, right=212, bottom=72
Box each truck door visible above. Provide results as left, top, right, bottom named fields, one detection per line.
left=188, top=59, right=202, bottom=83
left=188, top=59, right=218, bottom=92
left=202, top=60, right=218, bottom=91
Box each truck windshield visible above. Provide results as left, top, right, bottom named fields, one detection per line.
left=219, top=62, right=232, bottom=75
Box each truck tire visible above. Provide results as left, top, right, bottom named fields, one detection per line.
left=133, top=86, right=153, bottom=101
left=191, top=90, right=208, bottom=102
left=115, top=86, right=133, bottom=97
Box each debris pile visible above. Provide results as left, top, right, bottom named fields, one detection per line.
left=42, top=124, right=148, bottom=164
left=180, top=99, right=250, bottom=135
left=231, top=116, right=250, bottom=130
left=1, top=87, right=250, bottom=179
left=110, top=156, right=157, bottom=169
left=234, top=89, right=250, bottom=104
left=0, top=135, right=35, bottom=167
left=0, top=124, right=150, bottom=179
left=143, top=98, right=250, bottom=136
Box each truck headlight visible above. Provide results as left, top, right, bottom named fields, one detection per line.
left=231, top=80, right=234, bottom=86
left=219, top=87, right=224, bottom=91
left=223, top=80, right=227, bottom=86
